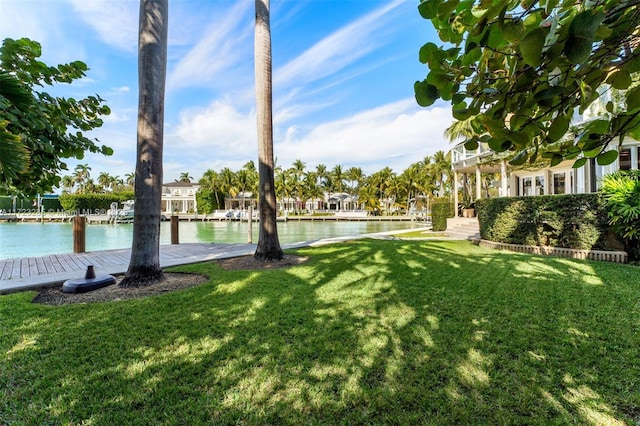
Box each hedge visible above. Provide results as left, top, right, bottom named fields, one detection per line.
left=474, top=194, right=622, bottom=251
left=431, top=201, right=454, bottom=232
left=59, top=192, right=134, bottom=213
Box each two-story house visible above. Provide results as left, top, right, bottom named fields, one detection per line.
left=161, top=182, right=200, bottom=214
left=450, top=98, right=640, bottom=214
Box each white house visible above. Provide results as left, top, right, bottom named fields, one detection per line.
left=161, top=182, right=200, bottom=214
left=450, top=92, right=639, bottom=214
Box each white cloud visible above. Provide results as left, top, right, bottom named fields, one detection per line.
left=68, top=0, right=138, bottom=52
left=275, top=99, right=454, bottom=173
left=110, top=86, right=130, bottom=94
left=167, top=95, right=454, bottom=179
left=167, top=1, right=253, bottom=90
left=0, top=1, right=87, bottom=64
left=169, top=99, right=257, bottom=157
left=274, top=0, right=406, bottom=89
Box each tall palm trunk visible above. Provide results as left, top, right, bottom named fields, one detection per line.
left=254, top=0, right=283, bottom=260
left=120, top=0, right=168, bottom=286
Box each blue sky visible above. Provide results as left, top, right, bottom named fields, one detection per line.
left=1, top=0, right=454, bottom=184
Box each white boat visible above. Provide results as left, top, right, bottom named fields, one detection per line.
left=107, top=200, right=134, bottom=223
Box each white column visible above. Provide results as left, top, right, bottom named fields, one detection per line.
left=475, top=165, right=482, bottom=200
left=453, top=169, right=459, bottom=215
left=501, top=160, right=508, bottom=197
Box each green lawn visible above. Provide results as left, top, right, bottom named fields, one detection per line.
left=1, top=239, right=639, bottom=425
left=390, top=230, right=447, bottom=238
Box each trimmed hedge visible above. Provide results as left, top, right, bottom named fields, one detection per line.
left=432, top=201, right=454, bottom=232
left=475, top=194, right=622, bottom=251
left=59, top=192, right=134, bottom=212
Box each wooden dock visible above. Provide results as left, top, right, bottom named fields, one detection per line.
left=0, top=243, right=259, bottom=294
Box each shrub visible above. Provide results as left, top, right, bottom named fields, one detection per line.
left=475, top=194, right=619, bottom=251
left=600, top=170, right=640, bottom=260
left=431, top=201, right=454, bottom=231
left=59, top=192, right=134, bottom=213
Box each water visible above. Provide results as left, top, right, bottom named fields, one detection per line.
left=0, top=220, right=416, bottom=260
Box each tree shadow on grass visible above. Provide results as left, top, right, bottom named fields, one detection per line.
left=1, top=239, right=638, bottom=424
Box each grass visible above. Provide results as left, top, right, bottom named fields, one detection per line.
left=390, top=230, right=447, bottom=238
left=1, top=239, right=639, bottom=425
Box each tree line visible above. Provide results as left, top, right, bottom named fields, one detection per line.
left=196, top=151, right=453, bottom=215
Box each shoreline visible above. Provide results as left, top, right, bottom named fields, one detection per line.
left=1, top=212, right=425, bottom=223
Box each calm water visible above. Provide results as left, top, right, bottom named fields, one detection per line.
left=0, top=220, right=415, bottom=260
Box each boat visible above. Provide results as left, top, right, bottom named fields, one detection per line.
left=108, top=200, right=135, bottom=223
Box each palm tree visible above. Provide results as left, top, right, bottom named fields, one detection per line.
left=219, top=167, right=238, bottom=203
left=125, top=172, right=136, bottom=188
left=303, top=171, right=323, bottom=213
left=275, top=168, right=293, bottom=213
left=60, top=175, right=75, bottom=194
left=177, top=172, right=193, bottom=183
left=358, top=184, right=379, bottom=215
left=331, top=164, right=346, bottom=211
left=199, top=169, right=222, bottom=210
left=254, top=0, right=283, bottom=260
left=321, top=175, right=336, bottom=210
left=120, top=0, right=168, bottom=287
left=73, top=163, right=91, bottom=193
left=98, top=172, right=112, bottom=192
left=432, top=150, right=452, bottom=197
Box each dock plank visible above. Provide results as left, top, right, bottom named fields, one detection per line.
left=28, top=257, right=38, bottom=277
left=56, top=254, right=74, bottom=272
left=0, top=260, right=10, bottom=280
left=48, top=255, right=65, bottom=274
left=60, top=253, right=84, bottom=271
left=12, top=259, right=22, bottom=279
left=21, top=258, right=29, bottom=278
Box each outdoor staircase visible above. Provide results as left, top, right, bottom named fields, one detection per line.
left=445, top=217, right=480, bottom=240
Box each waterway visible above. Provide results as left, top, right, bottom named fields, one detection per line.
left=0, top=220, right=417, bottom=260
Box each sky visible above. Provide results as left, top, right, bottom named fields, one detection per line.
left=0, top=0, right=455, bottom=185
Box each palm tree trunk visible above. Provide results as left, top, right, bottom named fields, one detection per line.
left=120, top=0, right=168, bottom=286
left=254, top=0, right=283, bottom=261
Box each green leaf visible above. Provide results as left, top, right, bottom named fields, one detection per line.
left=419, top=42, right=438, bottom=64
left=503, top=21, right=523, bottom=43
left=564, top=10, right=605, bottom=64
left=438, top=0, right=460, bottom=18
left=488, top=137, right=511, bottom=152
left=509, top=149, right=528, bottom=166
left=520, top=27, right=548, bottom=67
left=508, top=131, right=531, bottom=149
left=414, top=80, right=439, bottom=107
left=572, top=157, right=587, bottom=169
left=464, top=138, right=479, bottom=150
left=547, top=115, right=570, bottom=142
left=550, top=153, right=564, bottom=167
left=626, top=86, right=640, bottom=112
left=426, top=70, right=453, bottom=88
left=418, top=1, right=438, bottom=20
left=607, top=69, right=632, bottom=90
left=596, top=150, right=618, bottom=165
left=453, top=102, right=471, bottom=120
left=583, top=147, right=601, bottom=159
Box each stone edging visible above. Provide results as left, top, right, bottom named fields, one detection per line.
left=475, top=239, right=628, bottom=264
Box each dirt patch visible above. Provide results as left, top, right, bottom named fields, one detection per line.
left=32, top=254, right=309, bottom=306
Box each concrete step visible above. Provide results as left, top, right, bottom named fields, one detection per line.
left=444, top=230, right=481, bottom=240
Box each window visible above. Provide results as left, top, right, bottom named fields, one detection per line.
left=637, top=147, right=640, bottom=170
left=620, top=148, right=631, bottom=170
left=523, top=177, right=533, bottom=196
left=553, top=173, right=566, bottom=194
left=535, top=176, right=545, bottom=195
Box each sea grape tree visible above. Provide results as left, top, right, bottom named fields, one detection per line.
left=0, top=38, right=112, bottom=196
left=414, top=0, right=640, bottom=168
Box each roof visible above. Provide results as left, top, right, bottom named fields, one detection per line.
left=163, top=182, right=200, bottom=188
